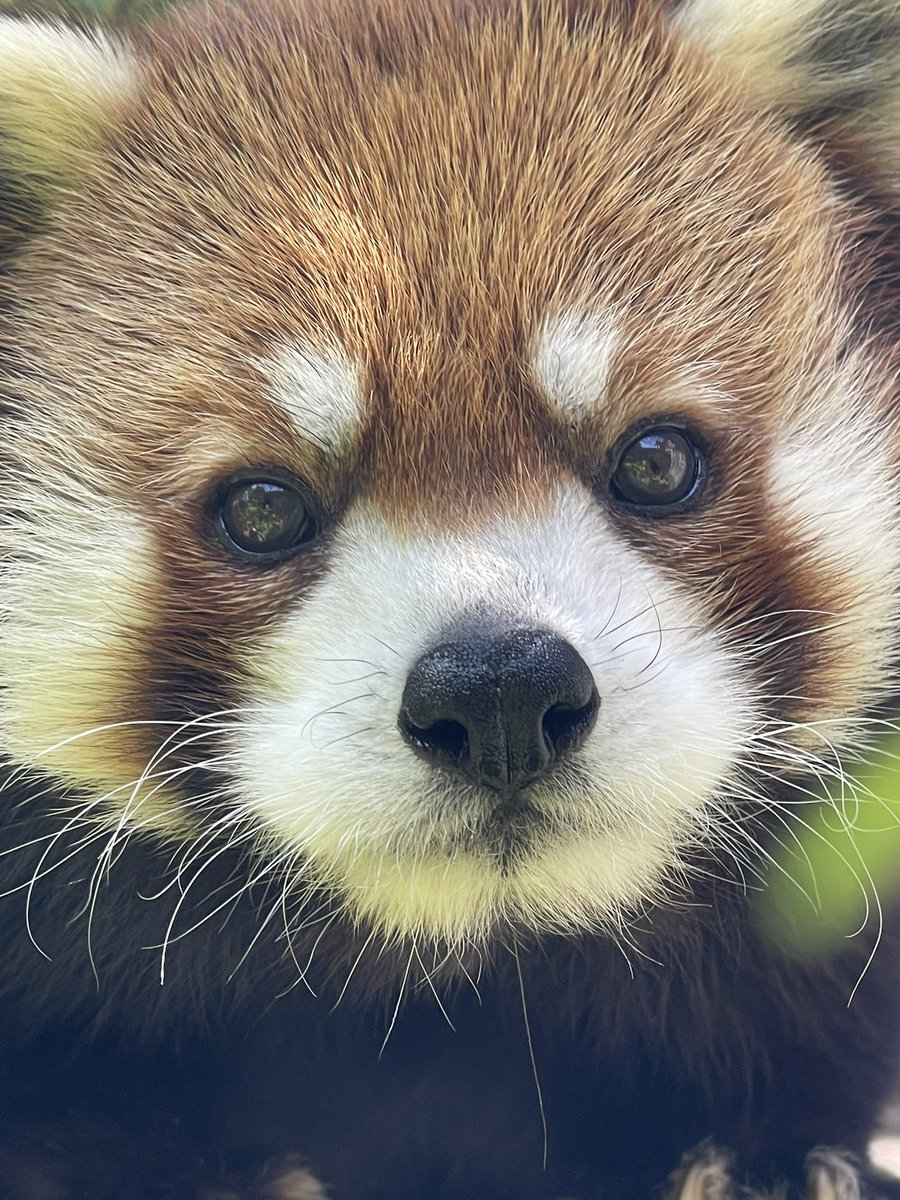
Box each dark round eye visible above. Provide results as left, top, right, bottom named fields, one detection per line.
left=611, top=427, right=704, bottom=509
left=218, top=478, right=317, bottom=558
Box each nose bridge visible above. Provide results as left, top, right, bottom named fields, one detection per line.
left=363, top=334, right=559, bottom=523
left=320, top=485, right=593, bottom=688
left=380, top=493, right=575, bottom=649
left=431, top=534, right=541, bottom=619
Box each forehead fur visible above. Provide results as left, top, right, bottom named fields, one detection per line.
left=6, top=0, right=858, bottom=521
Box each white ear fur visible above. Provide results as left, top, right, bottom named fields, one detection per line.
left=676, top=0, right=900, bottom=190
left=676, top=0, right=826, bottom=103
left=0, top=19, right=134, bottom=200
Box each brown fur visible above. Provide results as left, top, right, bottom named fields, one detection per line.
left=4, top=0, right=896, bottom=786
left=1, top=2, right=900, bottom=1196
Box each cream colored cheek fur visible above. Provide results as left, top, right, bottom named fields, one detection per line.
left=767, top=362, right=900, bottom=741
left=0, top=480, right=190, bottom=831
left=230, top=485, right=755, bottom=945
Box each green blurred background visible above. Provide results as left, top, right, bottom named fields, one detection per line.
left=755, top=740, right=900, bottom=959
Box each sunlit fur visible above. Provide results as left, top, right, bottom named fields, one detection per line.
left=0, top=18, right=133, bottom=204
left=0, top=0, right=898, bottom=951
left=1, top=1, right=900, bottom=1194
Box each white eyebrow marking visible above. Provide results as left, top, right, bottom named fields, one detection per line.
left=254, top=340, right=364, bottom=455
left=531, top=311, right=619, bottom=422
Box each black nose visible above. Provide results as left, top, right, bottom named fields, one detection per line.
left=398, top=628, right=599, bottom=794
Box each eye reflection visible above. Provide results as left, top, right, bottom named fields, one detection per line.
left=611, top=428, right=702, bottom=508
left=219, top=478, right=317, bottom=556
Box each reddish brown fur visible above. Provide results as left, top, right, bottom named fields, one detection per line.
left=14, top=0, right=857, bottom=502
left=2, top=0, right=895, bottom=795
left=2, top=3, right=900, bottom=1195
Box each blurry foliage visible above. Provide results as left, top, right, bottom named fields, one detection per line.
left=755, top=736, right=900, bottom=959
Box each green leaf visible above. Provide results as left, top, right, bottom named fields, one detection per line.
left=755, top=736, right=900, bottom=957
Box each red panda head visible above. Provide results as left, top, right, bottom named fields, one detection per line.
left=0, top=0, right=898, bottom=951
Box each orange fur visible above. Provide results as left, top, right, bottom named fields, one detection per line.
left=0, top=6, right=900, bottom=1192
left=2, top=0, right=895, bottom=782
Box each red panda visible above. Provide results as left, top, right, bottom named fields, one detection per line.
left=0, top=0, right=899, bottom=1197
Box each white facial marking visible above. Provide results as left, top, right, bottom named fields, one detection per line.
left=531, top=311, right=619, bottom=424
left=0, top=477, right=190, bottom=832
left=253, top=341, right=364, bottom=456
left=767, top=360, right=900, bottom=730
left=230, top=484, right=755, bottom=945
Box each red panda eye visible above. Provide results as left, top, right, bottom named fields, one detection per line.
left=218, top=478, right=318, bottom=558
left=610, top=427, right=705, bottom=509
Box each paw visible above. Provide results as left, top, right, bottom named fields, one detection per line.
left=200, top=1154, right=329, bottom=1200
left=665, top=1143, right=739, bottom=1200
left=665, top=1142, right=866, bottom=1200
left=0, top=1123, right=329, bottom=1200
left=257, top=1162, right=329, bottom=1200
left=804, top=1150, right=863, bottom=1200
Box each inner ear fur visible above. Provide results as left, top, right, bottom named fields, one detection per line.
left=0, top=18, right=134, bottom=248
left=676, top=0, right=900, bottom=197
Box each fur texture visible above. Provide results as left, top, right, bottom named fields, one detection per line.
left=0, top=0, right=899, bottom=1197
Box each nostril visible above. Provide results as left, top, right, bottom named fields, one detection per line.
left=542, top=687, right=600, bottom=757
left=400, top=714, right=470, bottom=765
left=399, top=627, right=599, bottom=794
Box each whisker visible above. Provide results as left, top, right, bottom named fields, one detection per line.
left=513, top=941, right=548, bottom=1171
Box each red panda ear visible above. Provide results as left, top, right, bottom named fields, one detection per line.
left=0, top=19, right=134, bottom=239
left=675, top=0, right=900, bottom=196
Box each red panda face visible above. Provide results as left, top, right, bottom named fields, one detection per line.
left=0, top=0, right=898, bottom=948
